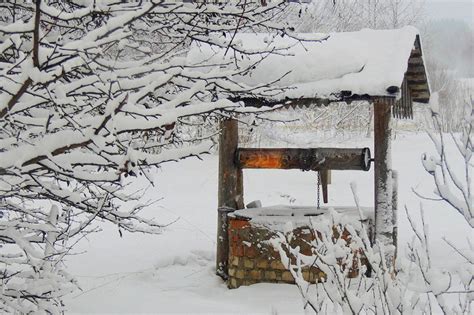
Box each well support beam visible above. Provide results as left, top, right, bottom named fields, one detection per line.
left=237, top=148, right=371, bottom=171
left=373, top=98, right=394, bottom=267
left=392, top=170, right=398, bottom=260
left=320, top=170, right=330, bottom=203
left=216, top=118, right=243, bottom=279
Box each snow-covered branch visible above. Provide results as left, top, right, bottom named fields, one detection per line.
left=272, top=206, right=473, bottom=314
left=422, top=95, right=473, bottom=227
left=0, top=1, right=293, bottom=312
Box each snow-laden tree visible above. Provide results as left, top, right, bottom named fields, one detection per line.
left=281, top=0, right=425, bottom=33
left=0, top=0, right=294, bottom=312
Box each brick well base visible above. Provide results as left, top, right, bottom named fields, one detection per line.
left=227, top=216, right=327, bottom=289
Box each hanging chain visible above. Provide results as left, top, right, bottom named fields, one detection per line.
left=316, top=171, right=321, bottom=209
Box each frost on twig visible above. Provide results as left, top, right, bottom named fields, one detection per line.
left=271, top=184, right=472, bottom=314
left=422, top=96, right=473, bottom=227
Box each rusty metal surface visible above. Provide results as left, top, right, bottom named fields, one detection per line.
left=236, top=148, right=371, bottom=171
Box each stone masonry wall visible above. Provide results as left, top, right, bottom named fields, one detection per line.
left=227, top=216, right=328, bottom=289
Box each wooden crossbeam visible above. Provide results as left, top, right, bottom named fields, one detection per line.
left=236, top=148, right=371, bottom=171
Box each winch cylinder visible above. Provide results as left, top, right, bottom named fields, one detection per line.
left=236, top=148, right=371, bottom=171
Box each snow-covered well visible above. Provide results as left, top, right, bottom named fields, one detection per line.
left=212, top=27, right=431, bottom=286
left=227, top=206, right=373, bottom=289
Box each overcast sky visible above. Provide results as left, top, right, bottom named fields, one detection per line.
left=425, top=0, right=473, bottom=27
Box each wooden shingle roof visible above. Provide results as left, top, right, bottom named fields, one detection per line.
left=188, top=27, right=431, bottom=118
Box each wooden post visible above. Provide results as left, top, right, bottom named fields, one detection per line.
left=216, top=206, right=234, bottom=280
left=373, top=98, right=394, bottom=267
left=216, top=118, right=243, bottom=279
left=218, top=118, right=243, bottom=208
left=320, top=170, right=330, bottom=203
left=392, top=170, right=398, bottom=260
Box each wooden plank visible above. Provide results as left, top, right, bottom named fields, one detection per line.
left=216, top=118, right=243, bottom=279
left=406, top=79, right=429, bottom=86
left=320, top=170, right=330, bottom=203
left=409, top=51, right=422, bottom=58
left=407, top=78, right=413, bottom=118
left=216, top=206, right=234, bottom=280
left=373, top=98, right=394, bottom=266
left=406, top=78, right=409, bottom=118
left=406, top=73, right=428, bottom=80
left=231, top=94, right=375, bottom=109
left=408, top=57, right=423, bottom=65
left=406, top=35, right=430, bottom=105
left=392, top=170, right=398, bottom=260
left=406, top=71, right=427, bottom=77
left=393, top=77, right=410, bottom=119
left=395, top=76, right=413, bottom=119
left=409, top=85, right=430, bottom=92
left=232, top=97, right=329, bottom=109
left=218, top=119, right=243, bottom=209
left=412, top=98, right=430, bottom=103
left=237, top=148, right=371, bottom=171
left=411, top=91, right=430, bottom=102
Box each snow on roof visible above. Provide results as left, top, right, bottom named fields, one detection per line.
left=187, top=26, right=430, bottom=103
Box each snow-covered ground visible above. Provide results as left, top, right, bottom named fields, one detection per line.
left=64, top=132, right=472, bottom=314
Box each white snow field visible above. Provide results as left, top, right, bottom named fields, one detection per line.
left=64, top=132, right=472, bottom=314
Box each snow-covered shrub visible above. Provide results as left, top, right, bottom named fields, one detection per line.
left=0, top=1, right=293, bottom=312
left=272, top=103, right=473, bottom=314
left=272, top=206, right=472, bottom=314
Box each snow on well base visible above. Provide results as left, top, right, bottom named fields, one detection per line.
left=227, top=206, right=373, bottom=289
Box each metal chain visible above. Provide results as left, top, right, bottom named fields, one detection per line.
left=316, top=171, right=321, bottom=209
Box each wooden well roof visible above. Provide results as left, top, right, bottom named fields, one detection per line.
left=188, top=26, right=431, bottom=118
